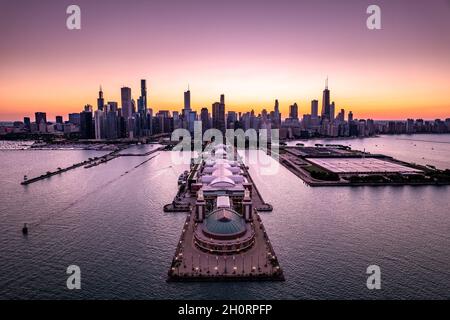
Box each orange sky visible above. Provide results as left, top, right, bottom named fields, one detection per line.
left=1, top=0, right=449, bottom=121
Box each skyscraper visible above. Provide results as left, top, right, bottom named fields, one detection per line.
left=311, top=100, right=319, bottom=118
left=138, top=79, right=147, bottom=113
left=94, top=110, right=105, bottom=140
left=23, top=117, right=31, bottom=130
left=348, top=111, right=354, bottom=122
left=121, top=87, right=132, bottom=120
left=80, top=111, right=94, bottom=139
left=227, top=111, right=237, bottom=129
left=321, top=78, right=330, bottom=120
left=337, top=109, right=345, bottom=122
left=273, top=99, right=281, bottom=128
left=212, top=95, right=225, bottom=133
left=34, top=112, right=47, bottom=127
left=289, top=103, right=298, bottom=120
left=184, top=88, right=191, bottom=111
left=97, top=86, right=104, bottom=111
left=200, top=107, right=209, bottom=133
left=330, top=101, right=335, bottom=121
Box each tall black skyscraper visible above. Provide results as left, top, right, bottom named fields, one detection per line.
left=289, top=103, right=298, bottom=120
left=200, top=107, right=209, bottom=133
left=80, top=111, right=94, bottom=139
left=212, top=94, right=225, bottom=133
left=321, top=77, right=331, bottom=120
left=184, top=88, right=191, bottom=111
left=97, top=86, right=104, bottom=111
left=138, top=79, right=147, bottom=113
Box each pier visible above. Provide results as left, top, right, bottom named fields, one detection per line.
left=167, top=144, right=284, bottom=282
left=277, top=146, right=450, bottom=186
left=21, top=145, right=164, bottom=185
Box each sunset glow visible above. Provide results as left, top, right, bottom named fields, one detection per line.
left=1, top=0, right=449, bottom=121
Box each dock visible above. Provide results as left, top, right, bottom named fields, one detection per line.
left=167, top=145, right=284, bottom=282
left=21, top=145, right=164, bottom=185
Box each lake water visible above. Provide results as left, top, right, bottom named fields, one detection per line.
left=0, top=135, right=449, bottom=299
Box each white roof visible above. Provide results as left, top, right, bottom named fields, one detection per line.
left=217, top=196, right=231, bottom=208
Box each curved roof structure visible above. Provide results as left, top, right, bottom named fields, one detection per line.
left=210, top=176, right=236, bottom=188
left=204, top=208, right=246, bottom=236
left=212, top=167, right=233, bottom=177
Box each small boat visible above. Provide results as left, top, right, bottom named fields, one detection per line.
left=22, top=223, right=28, bottom=235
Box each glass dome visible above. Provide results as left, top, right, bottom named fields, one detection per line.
left=203, top=208, right=246, bottom=236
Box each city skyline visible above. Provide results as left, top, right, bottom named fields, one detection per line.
left=1, top=0, right=450, bottom=121
left=1, top=79, right=449, bottom=123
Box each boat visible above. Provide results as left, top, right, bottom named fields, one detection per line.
left=22, top=223, right=28, bottom=235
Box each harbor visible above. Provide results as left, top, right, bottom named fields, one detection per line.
left=167, top=144, right=284, bottom=282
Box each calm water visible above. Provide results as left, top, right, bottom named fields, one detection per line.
left=0, top=135, right=449, bottom=299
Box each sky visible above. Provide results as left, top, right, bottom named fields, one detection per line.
left=0, top=0, right=449, bottom=121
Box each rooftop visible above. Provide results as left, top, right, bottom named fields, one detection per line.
left=307, top=158, right=423, bottom=174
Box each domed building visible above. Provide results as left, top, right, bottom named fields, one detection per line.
left=194, top=195, right=255, bottom=254
left=191, top=144, right=255, bottom=255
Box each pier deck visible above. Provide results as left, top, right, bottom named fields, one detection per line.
left=21, top=145, right=164, bottom=185
left=167, top=157, right=283, bottom=282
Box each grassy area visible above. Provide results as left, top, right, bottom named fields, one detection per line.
left=303, top=163, right=340, bottom=181
left=303, top=163, right=329, bottom=174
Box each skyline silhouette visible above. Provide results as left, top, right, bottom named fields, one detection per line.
left=1, top=0, right=449, bottom=120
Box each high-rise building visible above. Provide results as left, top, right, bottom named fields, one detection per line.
left=321, top=78, right=331, bottom=120
left=97, top=86, right=104, bottom=111
left=200, top=107, right=209, bottom=133
left=330, top=101, right=335, bottom=121
left=106, top=101, right=118, bottom=113
left=212, top=95, right=225, bottom=133
left=56, top=116, right=63, bottom=124
left=138, top=79, right=147, bottom=113
left=35, top=112, right=47, bottom=126
left=23, top=117, right=31, bottom=130
left=188, top=111, right=197, bottom=134
left=131, top=99, right=136, bottom=114
left=273, top=99, right=281, bottom=128
left=311, top=100, right=319, bottom=118
left=121, top=87, right=132, bottom=120
left=227, top=111, right=237, bottom=129
left=68, top=113, right=80, bottom=125
left=289, top=103, right=298, bottom=120
left=106, top=110, right=119, bottom=139
left=348, top=111, right=354, bottom=122
left=80, top=111, right=94, bottom=139
left=184, top=88, right=191, bottom=111
left=94, top=110, right=105, bottom=140
left=337, top=109, right=345, bottom=122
